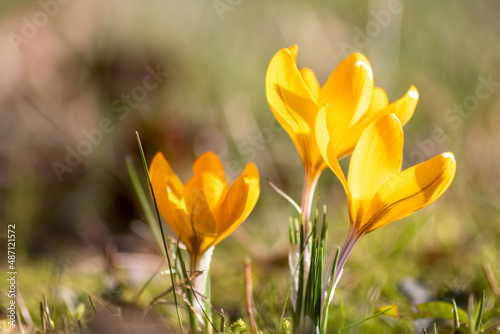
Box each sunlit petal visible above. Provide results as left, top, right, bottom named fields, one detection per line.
left=348, top=114, right=403, bottom=223
left=299, top=68, right=320, bottom=101
left=213, top=162, right=260, bottom=245
left=183, top=152, right=228, bottom=211
left=382, top=85, right=418, bottom=126
left=363, top=152, right=456, bottom=233
left=150, top=152, right=184, bottom=233
left=315, top=107, right=355, bottom=219
left=319, top=53, right=374, bottom=148
left=367, top=87, right=389, bottom=114
left=174, top=192, right=217, bottom=256
left=288, top=44, right=299, bottom=62
left=266, top=48, right=320, bottom=169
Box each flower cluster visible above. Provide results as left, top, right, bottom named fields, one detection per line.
left=146, top=44, right=456, bottom=333
left=266, top=45, right=456, bottom=330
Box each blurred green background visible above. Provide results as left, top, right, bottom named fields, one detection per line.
left=1, top=0, right=500, bottom=332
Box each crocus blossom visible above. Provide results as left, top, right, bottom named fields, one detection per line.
left=317, top=113, right=456, bottom=308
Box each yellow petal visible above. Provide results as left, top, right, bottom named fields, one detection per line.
left=183, top=152, right=228, bottom=212
left=315, top=107, right=355, bottom=220
left=149, top=152, right=184, bottom=235
left=213, top=162, right=260, bottom=246
left=299, top=68, right=320, bottom=101
left=319, top=53, right=374, bottom=149
left=364, top=152, right=456, bottom=233
left=288, top=44, right=299, bottom=62
left=334, top=86, right=417, bottom=159
left=382, top=85, right=418, bottom=126
left=367, top=87, right=389, bottom=114
left=348, top=114, right=403, bottom=225
left=174, top=194, right=217, bottom=255
left=265, top=48, right=322, bottom=170
left=332, top=87, right=386, bottom=158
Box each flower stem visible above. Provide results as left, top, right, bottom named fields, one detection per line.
left=322, top=228, right=361, bottom=310
left=300, top=167, right=321, bottom=246
left=295, top=167, right=321, bottom=325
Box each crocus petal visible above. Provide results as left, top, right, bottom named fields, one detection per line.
left=174, top=194, right=217, bottom=255
left=149, top=152, right=184, bottom=234
left=362, top=152, right=456, bottom=233
left=382, top=85, right=418, bottom=126
left=288, top=45, right=299, bottom=62
left=348, top=114, right=403, bottom=223
left=367, top=87, right=389, bottom=114
left=266, top=48, right=322, bottom=170
left=213, top=162, right=260, bottom=246
left=299, top=68, right=320, bottom=101
left=315, top=107, right=355, bottom=220
left=183, top=152, right=228, bottom=211
left=316, top=107, right=348, bottom=191
left=331, top=87, right=386, bottom=158
left=319, top=53, right=374, bottom=149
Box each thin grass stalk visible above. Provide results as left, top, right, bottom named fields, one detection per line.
left=126, top=156, right=165, bottom=258
left=335, top=303, right=396, bottom=333
left=321, top=247, right=340, bottom=333
left=474, top=290, right=485, bottom=332
left=293, top=219, right=306, bottom=328
left=177, top=248, right=198, bottom=331
left=136, top=132, right=184, bottom=333
left=279, top=230, right=313, bottom=333
left=245, top=258, right=259, bottom=334
left=315, top=246, right=324, bottom=327
left=452, top=299, right=460, bottom=329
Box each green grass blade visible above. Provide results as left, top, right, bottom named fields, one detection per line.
left=280, top=230, right=314, bottom=333
left=338, top=292, right=345, bottom=330
left=135, top=132, right=184, bottom=334
left=177, top=248, right=197, bottom=331
left=452, top=299, right=460, bottom=329
left=126, top=156, right=165, bottom=258
left=474, top=290, right=485, bottom=332
left=267, top=178, right=302, bottom=214
left=321, top=247, right=340, bottom=333
left=336, top=303, right=397, bottom=333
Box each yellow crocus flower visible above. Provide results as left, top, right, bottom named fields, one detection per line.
left=149, top=151, right=260, bottom=287
left=317, top=113, right=456, bottom=307
left=266, top=45, right=418, bottom=226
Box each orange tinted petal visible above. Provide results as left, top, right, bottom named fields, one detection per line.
left=183, top=152, right=228, bottom=212
left=213, top=162, right=260, bottom=246
left=149, top=152, right=184, bottom=235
